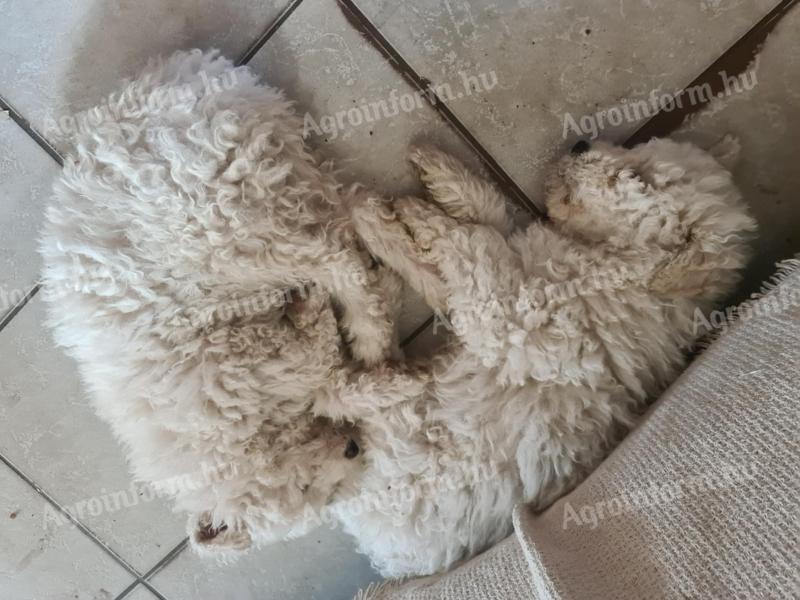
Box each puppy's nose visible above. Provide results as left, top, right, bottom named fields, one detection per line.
left=570, top=140, right=590, bottom=155
left=344, top=439, right=360, bottom=459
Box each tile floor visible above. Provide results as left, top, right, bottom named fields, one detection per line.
left=1, top=1, right=798, bottom=599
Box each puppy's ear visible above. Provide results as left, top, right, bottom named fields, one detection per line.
left=649, top=236, right=708, bottom=298
left=189, top=513, right=252, bottom=557
left=649, top=228, right=741, bottom=301
left=708, top=134, right=741, bottom=171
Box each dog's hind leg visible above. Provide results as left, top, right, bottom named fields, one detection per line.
left=351, top=194, right=450, bottom=313
left=409, top=146, right=515, bottom=235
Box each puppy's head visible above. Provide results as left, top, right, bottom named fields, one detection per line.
left=188, top=417, right=363, bottom=559
left=185, top=287, right=366, bottom=559
left=545, top=137, right=756, bottom=300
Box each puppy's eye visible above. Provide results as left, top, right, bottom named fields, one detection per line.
left=344, top=438, right=360, bottom=459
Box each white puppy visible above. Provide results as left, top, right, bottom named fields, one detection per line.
left=39, top=49, right=402, bottom=552
left=339, top=138, right=756, bottom=577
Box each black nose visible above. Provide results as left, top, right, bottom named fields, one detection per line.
left=344, top=439, right=360, bottom=459
left=570, top=140, right=590, bottom=155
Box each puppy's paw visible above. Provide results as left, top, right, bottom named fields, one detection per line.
left=284, top=284, right=329, bottom=330
left=408, top=145, right=453, bottom=184
left=345, top=305, right=396, bottom=365
left=190, top=513, right=252, bottom=558
left=350, top=329, right=392, bottom=366
left=408, top=144, right=437, bottom=168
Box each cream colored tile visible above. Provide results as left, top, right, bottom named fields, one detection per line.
left=674, top=4, right=800, bottom=293
left=0, top=459, right=134, bottom=599
left=356, top=0, right=779, bottom=205
left=0, top=297, right=187, bottom=573
left=150, top=524, right=379, bottom=600
left=249, top=0, right=487, bottom=196
left=0, top=117, right=59, bottom=320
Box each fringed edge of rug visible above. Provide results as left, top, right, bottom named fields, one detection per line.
left=353, top=577, right=411, bottom=600
left=695, top=255, right=800, bottom=350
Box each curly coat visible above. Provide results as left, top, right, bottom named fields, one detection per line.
left=40, top=49, right=756, bottom=577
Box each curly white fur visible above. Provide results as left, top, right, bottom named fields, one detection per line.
left=341, top=138, right=756, bottom=576
left=40, top=50, right=756, bottom=578
left=40, top=49, right=402, bottom=551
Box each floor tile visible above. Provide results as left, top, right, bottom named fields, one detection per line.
left=403, top=314, right=451, bottom=361
left=674, top=3, right=800, bottom=294
left=0, top=459, right=135, bottom=599
left=0, top=116, right=59, bottom=321
left=248, top=0, right=493, bottom=336
left=0, top=0, right=292, bottom=152
left=149, top=523, right=379, bottom=600
left=123, top=584, right=162, bottom=600
left=0, top=297, right=187, bottom=574
left=248, top=0, right=486, bottom=196
left=355, top=0, right=779, bottom=205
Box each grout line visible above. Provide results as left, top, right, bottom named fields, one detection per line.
left=0, top=452, right=144, bottom=580
left=236, top=0, right=306, bottom=66
left=112, top=581, right=141, bottom=600
left=336, top=0, right=542, bottom=217
left=139, top=581, right=170, bottom=600
left=400, top=314, right=434, bottom=348
left=625, top=0, right=799, bottom=147
left=0, top=284, right=39, bottom=335
left=111, top=538, right=188, bottom=600
left=0, top=95, right=63, bottom=166
left=141, top=537, right=190, bottom=582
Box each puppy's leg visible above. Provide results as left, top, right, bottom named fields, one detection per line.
left=315, top=360, right=431, bottom=421
left=390, top=197, right=529, bottom=379
left=355, top=191, right=526, bottom=375
left=355, top=192, right=521, bottom=315
left=352, top=195, right=450, bottom=312
left=409, top=146, right=515, bottom=235
left=392, top=196, right=521, bottom=300
left=310, top=254, right=396, bottom=365
left=373, top=263, right=405, bottom=360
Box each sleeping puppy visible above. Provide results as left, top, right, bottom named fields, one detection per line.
left=331, top=138, right=756, bottom=577
left=39, top=49, right=403, bottom=553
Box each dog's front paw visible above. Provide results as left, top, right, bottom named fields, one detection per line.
left=345, top=304, right=396, bottom=365
left=408, top=144, right=448, bottom=176
left=350, top=331, right=392, bottom=365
